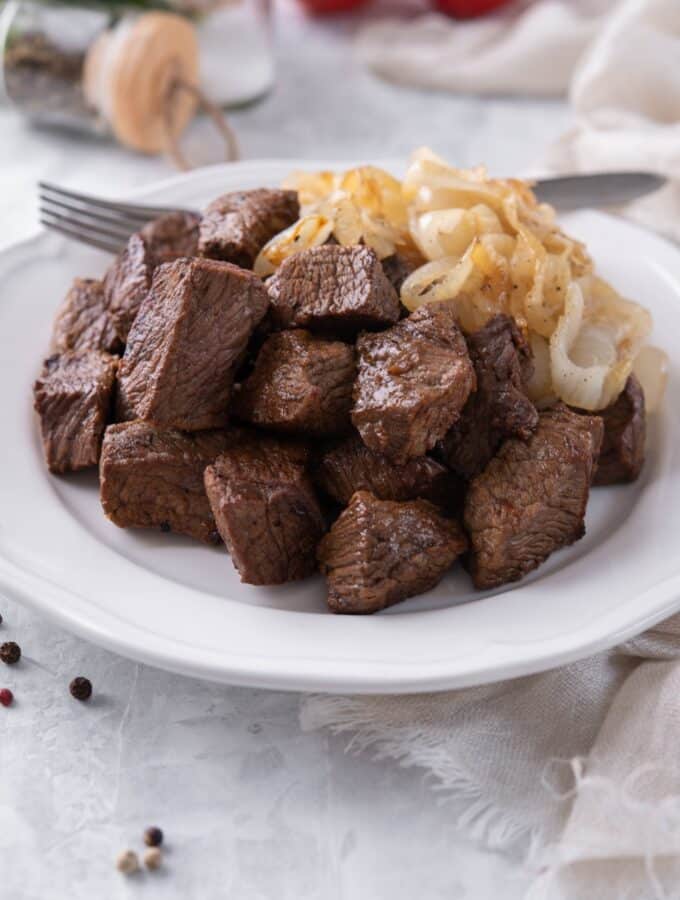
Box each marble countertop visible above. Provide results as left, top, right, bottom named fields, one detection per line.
left=0, top=6, right=571, bottom=898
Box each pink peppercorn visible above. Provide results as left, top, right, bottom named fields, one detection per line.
left=0, top=688, right=14, bottom=707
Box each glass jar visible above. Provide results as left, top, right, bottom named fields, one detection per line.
left=197, top=0, right=273, bottom=108
left=0, top=0, right=111, bottom=134
left=0, top=0, right=273, bottom=149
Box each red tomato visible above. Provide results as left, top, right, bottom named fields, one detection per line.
left=297, top=0, right=370, bottom=13
left=432, top=0, right=513, bottom=18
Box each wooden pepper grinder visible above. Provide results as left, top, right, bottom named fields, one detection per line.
left=84, top=11, right=238, bottom=168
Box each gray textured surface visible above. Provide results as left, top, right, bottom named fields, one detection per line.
left=0, top=5, right=571, bottom=897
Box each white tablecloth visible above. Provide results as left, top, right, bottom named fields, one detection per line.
left=0, top=7, right=571, bottom=898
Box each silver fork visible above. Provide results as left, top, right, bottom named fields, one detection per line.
left=39, top=181, right=198, bottom=255
left=40, top=170, right=667, bottom=255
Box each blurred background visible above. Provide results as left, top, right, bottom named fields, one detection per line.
left=0, top=0, right=581, bottom=247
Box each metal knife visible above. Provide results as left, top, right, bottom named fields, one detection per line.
left=533, top=171, right=666, bottom=211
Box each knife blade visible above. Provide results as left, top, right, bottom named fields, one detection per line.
left=533, top=171, right=666, bottom=211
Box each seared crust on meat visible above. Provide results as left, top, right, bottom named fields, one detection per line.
left=100, top=420, right=235, bottom=543
left=314, top=433, right=461, bottom=510
left=33, top=350, right=118, bottom=473
left=103, top=233, right=154, bottom=344
left=233, top=329, right=356, bottom=436
left=352, top=301, right=476, bottom=463
left=591, top=375, right=645, bottom=485
left=52, top=278, right=122, bottom=355
left=118, top=257, right=269, bottom=431
left=199, top=189, right=299, bottom=268
left=318, top=491, right=467, bottom=613
left=439, top=314, right=538, bottom=478
left=205, top=435, right=324, bottom=585
left=464, top=405, right=603, bottom=589
left=266, top=244, right=400, bottom=336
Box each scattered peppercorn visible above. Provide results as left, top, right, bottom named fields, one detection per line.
left=0, top=688, right=13, bottom=707
left=144, top=826, right=163, bottom=847
left=69, top=676, right=92, bottom=701
left=116, top=850, right=140, bottom=875
left=143, top=847, right=162, bottom=870
left=0, top=613, right=3, bottom=625
left=0, top=642, right=21, bottom=665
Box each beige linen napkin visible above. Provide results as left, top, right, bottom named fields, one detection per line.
left=304, top=4, right=680, bottom=897
left=302, top=629, right=680, bottom=898
left=545, top=0, right=680, bottom=244
left=356, top=0, right=612, bottom=97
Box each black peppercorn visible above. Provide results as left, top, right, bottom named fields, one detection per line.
left=69, top=676, right=92, bottom=701
left=0, top=642, right=21, bottom=665
left=144, top=826, right=163, bottom=848
left=0, top=613, right=3, bottom=626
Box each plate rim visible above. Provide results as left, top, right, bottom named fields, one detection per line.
left=3, top=550, right=680, bottom=693
left=2, top=158, right=679, bottom=694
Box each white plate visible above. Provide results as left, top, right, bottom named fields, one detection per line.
left=1, top=159, right=679, bottom=694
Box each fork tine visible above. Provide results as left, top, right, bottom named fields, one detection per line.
left=39, top=181, right=189, bottom=220
left=40, top=195, right=147, bottom=233
left=40, top=183, right=155, bottom=227
left=40, top=207, right=134, bottom=245
left=40, top=216, right=126, bottom=254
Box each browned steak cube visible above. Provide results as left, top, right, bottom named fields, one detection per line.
left=100, top=420, right=235, bottom=543
left=381, top=252, right=417, bottom=296
left=52, top=278, right=122, bottom=355
left=233, top=330, right=356, bottom=436
left=205, top=436, right=325, bottom=585
left=33, top=350, right=117, bottom=473
left=266, top=244, right=401, bottom=335
left=140, top=211, right=201, bottom=266
left=314, top=434, right=460, bottom=509
left=464, top=405, right=604, bottom=590
left=199, top=189, right=299, bottom=268
left=103, top=213, right=201, bottom=344
left=317, top=491, right=468, bottom=614
left=103, top=233, right=153, bottom=344
left=118, top=258, right=269, bottom=431
left=352, top=301, right=476, bottom=463
left=439, top=314, right=539, bottom=478
left=592, top=375, right=645, bottom=485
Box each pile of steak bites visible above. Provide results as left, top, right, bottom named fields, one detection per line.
left=33, top=189, right=646, bottom=613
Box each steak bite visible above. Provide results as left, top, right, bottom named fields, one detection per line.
left=103, top=212, right=202, bottom=344
left=439, top=314, right=539, bottom=478
left=118, top=257, right=269, bottom=431
left=140, top=212, right=201, bottom=268
left=52, top=278, right=122, bottom=355
left=199, top=189, right=299, bottom=268
left=33, top=350, right=117, bottom=473
left=100, top=420, right=234, bottom=543
left=351, top=301, right=476, bottom=463
left=464, top=405, right=604, bottom=590
left=314, top=434, right=460, bottom=509
left=204, top=436, right=325, bottom=585
left=317, top=491, right=468, bottom=614
left=591, top=375, right=646, bottom=486
left=233, top=330, right=356, bottom=436
left=266, top=244, right=401, bottom=335
left=103, top=232, right=153, bottom=344
left=381, top=252, right=416, bottom=296
left=140, top=210, right=201, bottom=266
